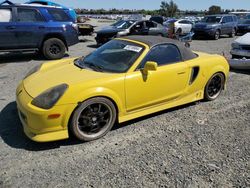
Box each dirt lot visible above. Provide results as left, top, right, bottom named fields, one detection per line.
left=0, top=19, right=249, bottom=188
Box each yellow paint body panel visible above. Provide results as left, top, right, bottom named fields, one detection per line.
left=16, top=38, right=229, bottom=142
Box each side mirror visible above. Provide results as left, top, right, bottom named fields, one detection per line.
left=135, top=24, right=141, bottom=28
left=142, top=61, right=157, bottom=74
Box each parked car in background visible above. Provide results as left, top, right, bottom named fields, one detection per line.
left=193, top=14, right=238, bottom=40
left=95, top=20, right=168, bottom=45
left=237, top=19, right=250, bottom=35
left=0, top=2, right=79, bottom=59
left=173, top=19, right=193, bottom=36
left=25, top=0, right=77, bottom=22
left=230, top=33, right=250, bottom=69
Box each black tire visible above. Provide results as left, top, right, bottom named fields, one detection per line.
left=42, top=38, right=66, bottom=60
left=229, top=28, right=236, bottom=38
left=185, top=42, right=190, bottom=48
left=213, top=30, right=220, bottom=40
left=204, top=73, right=225, bottom=101
left=70, top=97, right=117, bottom=141
left=175, top=28, right=182, bottom=39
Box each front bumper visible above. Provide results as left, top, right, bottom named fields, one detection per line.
left=193, top=28, right=216, bottom=37
left=16, top=82, right=77, bottom=142
left=237, top=27, right=250, bottom=34
left=95, top=36, right=112, bottom=45
left=229, top=58, right=250, bottom=70
left=231, top=49, right=250, bottom=58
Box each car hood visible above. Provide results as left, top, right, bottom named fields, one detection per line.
left=23, top=58, right=116, bottom=98
left=234, top=33, right=250, bottom=45
left=195, top=22, right=219, bottom=28
left=238, top=24, right=250, bottom=27
left=97, top=26, right=124, bottom=34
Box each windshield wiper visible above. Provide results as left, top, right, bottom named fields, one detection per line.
left=84, top=61, right=104, bottom=72
left=74, top=57, right=85, bottom=69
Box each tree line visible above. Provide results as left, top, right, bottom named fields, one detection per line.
left=75, top=0, right=249, bottom=17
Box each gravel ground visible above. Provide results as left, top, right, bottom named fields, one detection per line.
left=0, top=19, right=249, bottom=188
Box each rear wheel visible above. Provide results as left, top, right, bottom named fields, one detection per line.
left=204, top=73, right=225, bottom=101
left=70, top=97, right=117, bottom=141
left=42, top=38, right=66, bottom=60
left=213, top=30, right=220, bottom=40
left=175, top=28, right=182, bottom=39
left=229, top=28, right=236, bottom=38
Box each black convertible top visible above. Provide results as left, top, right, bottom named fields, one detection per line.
left=122, top=35, right=197, bottom=61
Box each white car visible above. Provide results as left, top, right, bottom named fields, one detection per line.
left=230, top=32, right=250, bottom=70
left=174, top=19, right=193, bottom=35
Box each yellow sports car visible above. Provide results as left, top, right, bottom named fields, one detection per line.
left=16, top=36, right=229, bottom=142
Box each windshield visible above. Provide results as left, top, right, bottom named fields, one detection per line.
left=239, top=19, right=250, bottom=24
left=111, top=20, right=135, bottom=29
left=74, top=40, right=144, bottom=73
left=202, top=16, right=222, bottom=23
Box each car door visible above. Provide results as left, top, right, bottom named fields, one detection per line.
left=125, top=44, right=189, bottom=112
left=220, top=16, right=228, bottom=35
left=227, top=16, right=234, bottom=34
left=186, top=20, right=193, bottom=33
left=146, top=21, right=160, bottom=35
left=177, top=20, right=186, bottom=33
left=130, top=21, right=148, bottom=35
left=179, top=20, right=192, bottom=34
left=0, top=7, right=17, bottom=49
left=14, top=7, right=47, bottom=48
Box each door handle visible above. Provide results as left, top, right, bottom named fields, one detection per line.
left=177, top=71, right=186, bottom=75
left=6, top=26, right=16, bottom=30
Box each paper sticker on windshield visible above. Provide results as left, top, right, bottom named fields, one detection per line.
left=124, top=45, right=142, bottom=53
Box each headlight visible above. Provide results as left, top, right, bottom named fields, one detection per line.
left=24, top=64, right=42, bottom=78
left=31, top=84, right=68, bottom=109
left=231, top=42, right=240, bottom=49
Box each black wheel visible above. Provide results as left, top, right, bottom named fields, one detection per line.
left=175, top=28, right=182, bottom=39
left=185, top=42, right=190, bottom=48
left=213, top=30, right=220, bottom=40
left=70, top=97, right=117, bottom=141
left=229, top=28, right=236, bottom=38
left=204, top=73, right=225, bottom=101
left=42, top=38, right=66, bottom=60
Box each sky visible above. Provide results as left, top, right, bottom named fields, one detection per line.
left=13, top=0, right=250, bottom=11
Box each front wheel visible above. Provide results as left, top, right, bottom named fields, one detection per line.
left=204, top=73, right=225, bottom=101
left=42, top=38, right=66, bottom=60
left=213, top=30, right=220, bottom=40
left=70, top=97, right=117, bottom=141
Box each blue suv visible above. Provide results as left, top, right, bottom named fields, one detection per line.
left=193, top=14, right=238, bottom=40
left=0, top=2, right=79, bottom=59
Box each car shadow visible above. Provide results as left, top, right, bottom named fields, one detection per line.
left=0, top=102, right=82, bottom=151
left=78, top=38, right=94, bottom=43
left=193, top=35, right=234, bottom=41
left=230, top=69, right=250, bottom=75
left=87, top=44, right=99, bottom=49
left=0, top=101, right=196, bottom=151
left=0, top=52, right=44, bottom=64
left=0, top=52, right=69, bottom=64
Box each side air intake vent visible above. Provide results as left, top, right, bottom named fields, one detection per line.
left=189, top=67, right=199, bottom=85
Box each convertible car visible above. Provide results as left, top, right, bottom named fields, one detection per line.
left=16, top=36, right=229, bottom=142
